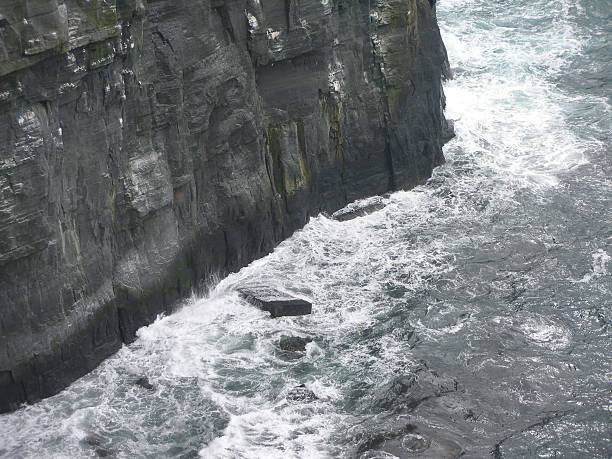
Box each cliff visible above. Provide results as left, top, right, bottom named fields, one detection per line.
left=0, top=0, right=451, bottom=412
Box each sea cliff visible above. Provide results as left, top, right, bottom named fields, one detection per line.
left=0, top=0, right=450, bottom=412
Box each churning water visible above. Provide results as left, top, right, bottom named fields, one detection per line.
left=1, top=0, right=610, bottom=457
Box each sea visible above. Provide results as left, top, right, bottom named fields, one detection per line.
left=1, top=0, right=610, bottom=457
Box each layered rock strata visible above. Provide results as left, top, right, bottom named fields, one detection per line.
left=0, top=0, right=450, bottom=412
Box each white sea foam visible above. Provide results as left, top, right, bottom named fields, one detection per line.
left=518, top=315, right=572, bottom=350
left=440, top=0, right=588, bottom=190
left=577, top=249, right=611, bottom=283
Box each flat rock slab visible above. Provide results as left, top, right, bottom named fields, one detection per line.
left=238, top=287, right=312, bottom=318
left=331, top=198, right=386, bottom=221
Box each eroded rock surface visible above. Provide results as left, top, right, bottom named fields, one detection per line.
left=0, top=0, right=451, bottom=411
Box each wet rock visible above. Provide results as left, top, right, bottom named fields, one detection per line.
left=94, top=448, right=111, bottom=458
left=359, top=425, right=430, bottom=457
left=286, top=384, right=318, bottom=403
left=82, top=433, right=113, bottom=458
left=238, top=287, right=312, bottom=318
left=357, top=423, right=463, bottom=459
left=135, top=376, right=154, bottom=391
left=442, top=119, right=456, bottom=144
left=278, top=336, right=313, bottom=354
left=82, top=433, right=104, bottom=447
left=371, top=362, right=458, bottom=413
left=331, top=198, right=386, bottom=222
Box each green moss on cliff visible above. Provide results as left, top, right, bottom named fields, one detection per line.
left=386, top=85, right=402, bottom=112
left=266, top=125, right=286, bottom=196
left=409, top=0, right=419, bottom=30
left=327, top=104, right=344, bottom=161
left=265, top=121, right=311, bottom=196
left=294, top=119, right=311, bottom=184
left=76, top=0, right=118, bottom=28
left=376, top=0, right=420, bottom=112
left=383, top=0, right=419, bottom=30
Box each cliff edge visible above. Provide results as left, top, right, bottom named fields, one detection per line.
left=0, top=0, right=451, bottom=412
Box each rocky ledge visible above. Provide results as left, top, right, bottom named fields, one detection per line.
left=0, top=0, right=451, bottom=412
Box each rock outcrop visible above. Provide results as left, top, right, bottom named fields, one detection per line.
left=238, top=286, right=312, bottom=317
left=0, top=0, right=450, bottom=412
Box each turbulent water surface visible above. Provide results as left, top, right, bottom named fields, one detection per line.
left=1, top=0, right=611, bottom=457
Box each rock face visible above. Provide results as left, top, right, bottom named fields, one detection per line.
left=0, top=0, right=451, bottom=412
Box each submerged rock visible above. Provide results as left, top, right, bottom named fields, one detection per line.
left=82, top=433, right=104, bottom=447
left=135, top=376, right=155, bottom=391
left=286, top=384, right=318, bottom=403
left=357, top=423, right=463, bottom=459
left=278, top=336, right=313, bottom=353
left=371, top=364, right=458, bottom=413
left=81, top=433, right=113, bottom=458
left=238, top=287, right=312, bottom=318
left=94, top=448, right=111, bottom=458
left=331, top=198, right=387, bottom=222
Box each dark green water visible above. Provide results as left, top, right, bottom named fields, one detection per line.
left=1, top=0, right=610, bottom=457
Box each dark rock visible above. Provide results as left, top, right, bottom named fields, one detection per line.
left=0, top=0, right=452, bottom=412
left=94, top=448, right=111, bottom=458
left=331, top=198, right=387, bottom=222
left=371, top=364, right=458, bottom=413
left=359, top=424, right=430, bottom=457
left=82, top=433, right=104, bottom=448
left=278, top=336, right=313, bottom=353
left=286, top=384, right=318, bottom=403
left=135, top=376, right=154, bottom=391
left=238, top=287, right=312, bottom=318
left=442, top=119, right=457, bottom=144
left=357, top=423, right=463, bottom=459
left=82, top=433, right=113, bottom=458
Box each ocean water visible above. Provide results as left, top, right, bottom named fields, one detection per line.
left=1, top=0, right=610, bottom=457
